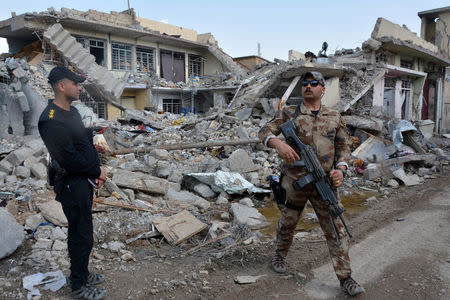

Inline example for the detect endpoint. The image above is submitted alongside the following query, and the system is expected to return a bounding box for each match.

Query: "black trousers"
[57,176,93,291]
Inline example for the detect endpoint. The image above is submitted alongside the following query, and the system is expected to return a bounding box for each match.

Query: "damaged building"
[0,7,245,120]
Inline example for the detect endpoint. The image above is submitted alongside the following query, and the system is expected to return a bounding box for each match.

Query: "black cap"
[48,66,86,85]
[303,71,325,86]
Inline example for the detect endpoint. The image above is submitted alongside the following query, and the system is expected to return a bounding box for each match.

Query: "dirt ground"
[1,166,449,300]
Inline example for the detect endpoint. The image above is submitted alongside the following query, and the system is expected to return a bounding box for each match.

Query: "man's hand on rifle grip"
[330,168,345,187]
[268,138,300,165]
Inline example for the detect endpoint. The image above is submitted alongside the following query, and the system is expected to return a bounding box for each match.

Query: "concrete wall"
[62,26,223,82]
[444,67,450,132]
[137,17,197,42]
[435,11,450,59]
[203,52,227,75]
[321,77,340,107]
[288,50,305,61]
[372,18,439,53]
[233,56,268,72]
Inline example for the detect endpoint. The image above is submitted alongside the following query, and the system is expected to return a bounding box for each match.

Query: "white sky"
[0,0,449,60]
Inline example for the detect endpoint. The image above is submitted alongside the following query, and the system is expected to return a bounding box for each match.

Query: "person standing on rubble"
[258,71,365,296]
[38,66,108,300]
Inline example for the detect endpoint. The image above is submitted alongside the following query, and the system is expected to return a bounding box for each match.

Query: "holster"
[268,174,304,212]
[48,157,66,196]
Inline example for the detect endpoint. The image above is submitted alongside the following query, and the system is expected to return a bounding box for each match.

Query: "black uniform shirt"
[38,100,101,179]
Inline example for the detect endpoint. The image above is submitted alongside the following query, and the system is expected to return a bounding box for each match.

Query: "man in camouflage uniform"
[258,71,364,296]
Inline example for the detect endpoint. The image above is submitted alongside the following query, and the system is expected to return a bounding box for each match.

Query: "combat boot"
[271,252,287,273]
[340,276,365,296]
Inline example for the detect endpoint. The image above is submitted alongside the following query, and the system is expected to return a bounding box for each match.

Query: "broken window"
[112,43,132,71]
[400,59,413,69]
[188,55,203,78]
[376,52,388,64]
[160,50,185,82]
[163,99,181,114]
[76,37,106,66]
[79,89,108,120]
[383,78,396,117]
[136,47,154,73]
[401,80,412,119]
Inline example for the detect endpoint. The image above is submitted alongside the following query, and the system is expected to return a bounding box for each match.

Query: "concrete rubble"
[0,6,449,299]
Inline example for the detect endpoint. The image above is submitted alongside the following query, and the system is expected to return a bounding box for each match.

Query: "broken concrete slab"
[391,167,423,186]
[16,92,30,112]
[166,188,210,210]
[352,136,396,162]
[5,146,37,166]
[25,213,46,230]
[0,159,13,174]
[13,165,31,178]
[103,178,130,202]
[230,203,268,229]
[37,200,68,227]
[0,208,24,259]
[193,183,216,199]
[235,108,253,121]
[112,169,169,195]
[153,210,207,245]
[227,149,259,173]
[30,162,47,180]
[343,115,383,133]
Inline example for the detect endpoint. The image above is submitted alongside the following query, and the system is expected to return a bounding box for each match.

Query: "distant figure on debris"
[258,71,365,296]
[38,66,108,300]
[318,41,328,57]
[304,51,317,62]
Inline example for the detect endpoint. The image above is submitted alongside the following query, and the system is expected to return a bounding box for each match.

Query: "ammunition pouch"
[47,157,66,195]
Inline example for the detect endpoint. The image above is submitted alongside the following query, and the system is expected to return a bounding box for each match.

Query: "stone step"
[58,36,77,54]
[43,23,64,41]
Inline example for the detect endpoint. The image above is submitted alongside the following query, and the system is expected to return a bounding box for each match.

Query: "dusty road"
[1,168,449,300]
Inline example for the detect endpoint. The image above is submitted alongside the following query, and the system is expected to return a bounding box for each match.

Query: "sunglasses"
[302,80,321,87]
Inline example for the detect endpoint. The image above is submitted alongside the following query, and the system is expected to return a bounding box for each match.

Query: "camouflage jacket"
[258,102,350,179]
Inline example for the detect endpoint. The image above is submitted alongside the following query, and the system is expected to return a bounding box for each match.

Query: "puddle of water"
[259,190,379,237]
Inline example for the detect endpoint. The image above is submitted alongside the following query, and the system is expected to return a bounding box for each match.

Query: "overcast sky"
[0,0,449,60]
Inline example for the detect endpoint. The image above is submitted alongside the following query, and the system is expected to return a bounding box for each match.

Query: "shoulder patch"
[49,109,55,119]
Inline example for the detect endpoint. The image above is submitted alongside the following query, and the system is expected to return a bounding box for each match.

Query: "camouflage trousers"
[275,176,352,280]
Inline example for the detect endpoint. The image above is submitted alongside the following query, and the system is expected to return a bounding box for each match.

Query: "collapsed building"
[0,7,245,121]
[0,6,449,299]
[287,13,450,134]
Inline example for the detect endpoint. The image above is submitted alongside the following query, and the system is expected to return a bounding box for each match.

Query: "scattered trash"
[396,218,405,222]
[22,270,66,300]
[187,170,271,194]
[153,210,207,245]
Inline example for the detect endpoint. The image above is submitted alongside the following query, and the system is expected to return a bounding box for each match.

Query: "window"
[112,43,132,71]
[76,37,106,66]
[188,55,203,77]
[400,59,413,69]
[163,99,181,114]
[136,47,154,73]
[79,89,108,120]
[376,52,387,63]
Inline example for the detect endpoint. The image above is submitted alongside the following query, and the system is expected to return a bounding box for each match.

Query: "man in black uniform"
[38,66,107,300]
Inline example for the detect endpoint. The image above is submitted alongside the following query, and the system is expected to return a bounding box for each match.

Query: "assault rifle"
[279,119,351,244]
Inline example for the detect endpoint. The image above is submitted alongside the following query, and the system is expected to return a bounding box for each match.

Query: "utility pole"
[127,0,131,11]
[257,43,261,57]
